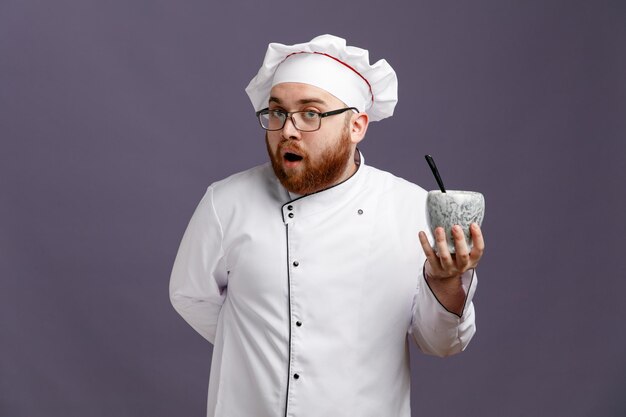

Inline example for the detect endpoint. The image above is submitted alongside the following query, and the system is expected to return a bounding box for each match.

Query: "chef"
[169,34,484,417]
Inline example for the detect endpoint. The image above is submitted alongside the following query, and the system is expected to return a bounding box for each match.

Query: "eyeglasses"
[256,107,358,132]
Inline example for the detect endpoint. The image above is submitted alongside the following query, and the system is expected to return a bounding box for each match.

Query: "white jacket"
[170,155,477,417]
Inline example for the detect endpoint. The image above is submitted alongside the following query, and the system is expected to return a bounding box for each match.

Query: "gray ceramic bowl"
[426,190,485,254]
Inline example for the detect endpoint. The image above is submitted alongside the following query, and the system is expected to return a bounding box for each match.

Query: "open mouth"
[283,152,303,162]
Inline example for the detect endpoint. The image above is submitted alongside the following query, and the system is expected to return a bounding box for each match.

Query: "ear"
[348,112,369,145]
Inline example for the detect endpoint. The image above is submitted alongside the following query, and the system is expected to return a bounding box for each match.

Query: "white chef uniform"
[169,152,477,417]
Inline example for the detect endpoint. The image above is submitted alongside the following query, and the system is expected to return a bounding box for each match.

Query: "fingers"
[469,223,485,263]
[420,225,485,280]
[434,227,455,271]
[418,231,439,271]
[419,230,449,280]
[452,225,470,270]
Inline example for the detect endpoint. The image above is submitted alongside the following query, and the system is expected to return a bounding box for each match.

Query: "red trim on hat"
[282,51,374,106]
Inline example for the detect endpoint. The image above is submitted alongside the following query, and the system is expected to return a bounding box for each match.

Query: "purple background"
[2,0,625,416]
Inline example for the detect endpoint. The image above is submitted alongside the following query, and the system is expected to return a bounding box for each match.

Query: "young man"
[170,34,484,417]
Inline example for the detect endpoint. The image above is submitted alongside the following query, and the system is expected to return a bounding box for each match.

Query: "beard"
[265,127,353,195]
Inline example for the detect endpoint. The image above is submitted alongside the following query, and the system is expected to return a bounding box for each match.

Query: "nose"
[281,115,301,140]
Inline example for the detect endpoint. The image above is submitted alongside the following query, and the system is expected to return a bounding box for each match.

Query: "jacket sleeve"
[169,186,227,344]
[409,267,477,357]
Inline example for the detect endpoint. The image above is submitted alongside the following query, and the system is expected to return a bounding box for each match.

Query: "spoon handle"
[424,155,446,193]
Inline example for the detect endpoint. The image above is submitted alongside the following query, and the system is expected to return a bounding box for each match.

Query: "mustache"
[264,132,306,155]
[277,140,307,157]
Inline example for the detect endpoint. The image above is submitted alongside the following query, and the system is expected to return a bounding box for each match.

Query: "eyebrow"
[269,97,328,106]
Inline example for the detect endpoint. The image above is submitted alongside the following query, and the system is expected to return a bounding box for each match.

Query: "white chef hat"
[245,34,398,122]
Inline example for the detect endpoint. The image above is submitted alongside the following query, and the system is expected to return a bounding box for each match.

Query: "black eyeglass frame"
[255,107,359,132]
